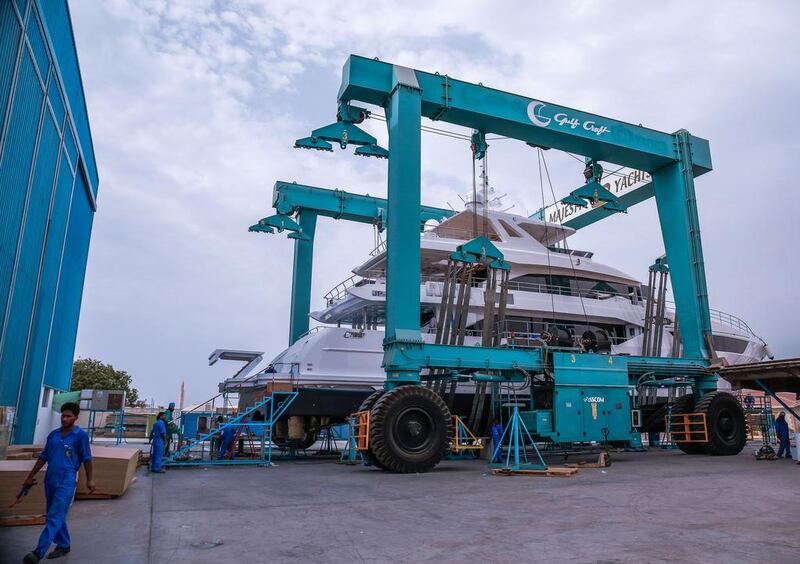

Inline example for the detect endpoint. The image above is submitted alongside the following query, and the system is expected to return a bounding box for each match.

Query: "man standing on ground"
[22,402,95,563]
[775,412,791,459]
[150,412,167,473]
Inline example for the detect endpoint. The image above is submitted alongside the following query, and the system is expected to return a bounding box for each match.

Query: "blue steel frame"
[318,55,717,396]
[163,391,297,467]
[1,0,100,444]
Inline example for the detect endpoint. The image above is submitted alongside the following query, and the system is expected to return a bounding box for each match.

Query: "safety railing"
[662,298,760,339]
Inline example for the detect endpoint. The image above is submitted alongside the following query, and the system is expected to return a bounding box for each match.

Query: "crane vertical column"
[651,131,714,381]
[383,66,423,388]
[289,211,317,344]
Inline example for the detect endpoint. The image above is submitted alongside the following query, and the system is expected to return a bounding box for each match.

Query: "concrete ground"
[1,446,798,563]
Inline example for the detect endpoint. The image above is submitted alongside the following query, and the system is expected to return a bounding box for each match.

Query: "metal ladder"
[163,391,298,466]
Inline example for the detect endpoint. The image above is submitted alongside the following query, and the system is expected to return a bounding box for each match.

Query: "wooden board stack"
[77,445,140,498]
[3,445,42,460]
[0,460,47,526]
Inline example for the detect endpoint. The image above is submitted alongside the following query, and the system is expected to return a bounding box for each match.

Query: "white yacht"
[264,204,770,387]
[228,201,770,444]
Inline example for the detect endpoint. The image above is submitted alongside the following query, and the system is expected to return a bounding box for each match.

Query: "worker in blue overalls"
[490,420,504,463]
[216,417,237,460]
[21,402,95,564]
[150,411,167,473]
[775,412,792,459]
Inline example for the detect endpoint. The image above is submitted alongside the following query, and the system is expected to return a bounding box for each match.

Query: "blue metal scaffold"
[163,391,297,467]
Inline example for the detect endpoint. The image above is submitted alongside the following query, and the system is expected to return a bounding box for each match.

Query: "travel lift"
[271,54,749,473]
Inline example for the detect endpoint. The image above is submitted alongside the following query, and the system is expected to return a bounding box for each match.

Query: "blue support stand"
[488,407,547,471]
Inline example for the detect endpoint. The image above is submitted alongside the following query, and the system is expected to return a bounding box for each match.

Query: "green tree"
[71,358,146,407]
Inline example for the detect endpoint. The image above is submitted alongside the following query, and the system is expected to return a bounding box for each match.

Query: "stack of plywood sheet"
[77,445,140,498]
[3,445,42,460]
[0,460,46,526]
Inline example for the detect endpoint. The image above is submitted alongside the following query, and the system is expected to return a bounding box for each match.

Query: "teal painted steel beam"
[383,66,423,388]
[272,181,454,228]
[651,131,712,360]
[289,211,317,344]
[337,55,712,174]
[383,342,544,373]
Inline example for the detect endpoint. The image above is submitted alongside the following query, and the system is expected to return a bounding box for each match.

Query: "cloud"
[68,0,800,405]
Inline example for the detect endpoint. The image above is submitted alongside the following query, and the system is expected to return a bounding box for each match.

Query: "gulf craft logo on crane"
[526,100,611,137]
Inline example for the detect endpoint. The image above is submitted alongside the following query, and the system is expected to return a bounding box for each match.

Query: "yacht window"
[711,335,748,354]
[498,220,522,238]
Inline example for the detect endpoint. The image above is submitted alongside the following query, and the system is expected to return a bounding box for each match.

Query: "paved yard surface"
[2,447,798,563]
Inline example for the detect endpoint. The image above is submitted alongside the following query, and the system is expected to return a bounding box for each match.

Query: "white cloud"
[69,0,800,405]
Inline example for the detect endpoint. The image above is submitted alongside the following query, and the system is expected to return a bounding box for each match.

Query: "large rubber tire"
[694,391,747,456]
[370,386,452,473]
[357,389,387,469]
[670,394,706,454]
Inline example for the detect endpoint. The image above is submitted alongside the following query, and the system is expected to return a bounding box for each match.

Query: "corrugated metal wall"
[0,0,98,443]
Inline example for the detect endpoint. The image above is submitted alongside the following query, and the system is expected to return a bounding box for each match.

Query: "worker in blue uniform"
[490,420,504,463]
[216,417,238,460]
[150,412,167,473]
[774,412,791,459]
[22,402,95,564]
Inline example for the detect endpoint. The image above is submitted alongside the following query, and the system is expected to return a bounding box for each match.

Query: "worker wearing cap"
[22,402,95,563]
[775,412,791,459]
[164,402,177,455]
[150,412,167,473]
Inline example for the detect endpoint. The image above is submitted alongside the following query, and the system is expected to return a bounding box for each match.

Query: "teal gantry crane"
[284,55,746,472]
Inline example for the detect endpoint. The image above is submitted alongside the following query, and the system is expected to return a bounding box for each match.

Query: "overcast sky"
[68,0,799,407]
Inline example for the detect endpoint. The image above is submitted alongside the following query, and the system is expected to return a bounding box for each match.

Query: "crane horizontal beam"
[337,55,712,175]
[272,180,454,227]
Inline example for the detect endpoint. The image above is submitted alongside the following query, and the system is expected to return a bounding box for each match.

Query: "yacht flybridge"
[259,202,769,394]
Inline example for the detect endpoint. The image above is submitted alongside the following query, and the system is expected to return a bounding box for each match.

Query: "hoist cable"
[537,149,557,325]
[540,151,591,330]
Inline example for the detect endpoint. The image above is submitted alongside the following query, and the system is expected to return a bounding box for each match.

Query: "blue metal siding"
[38,0,97,192]
[47,74,64,130]
[45,167,92,392]
[0,0,22,139]
[25,7,48,81]
[0,0,98,443]
[0,49,44,409]
[25,150,73,392]
[5,108,59,439]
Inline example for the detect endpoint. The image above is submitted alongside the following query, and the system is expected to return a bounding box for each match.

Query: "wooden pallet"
[0,515,45,527]
[564,451,610,469]
[490,466,578,477]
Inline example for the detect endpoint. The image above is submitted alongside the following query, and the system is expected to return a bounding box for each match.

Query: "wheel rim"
[392,406,435,454]
[715,408,738,441]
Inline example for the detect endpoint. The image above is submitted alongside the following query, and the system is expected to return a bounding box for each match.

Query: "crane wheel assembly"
[369,386,452,473]
[693,391,747,456]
